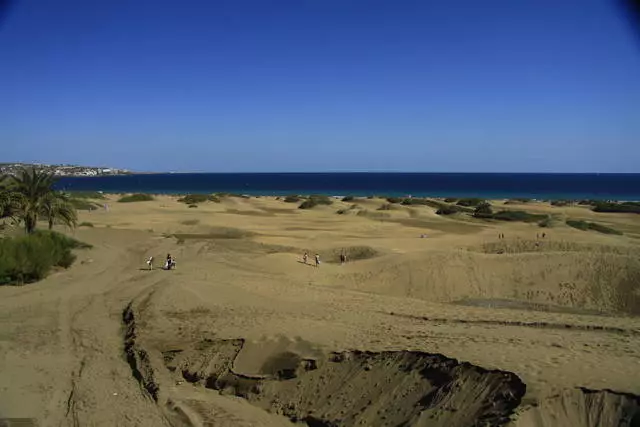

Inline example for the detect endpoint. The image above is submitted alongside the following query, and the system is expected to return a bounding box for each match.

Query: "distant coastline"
[54,172,640,201]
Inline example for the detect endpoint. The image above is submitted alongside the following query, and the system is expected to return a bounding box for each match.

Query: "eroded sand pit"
[164,338,526,426]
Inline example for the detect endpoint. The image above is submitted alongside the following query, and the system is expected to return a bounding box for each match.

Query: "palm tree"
[41,192,77,230]
[9,168,77,233]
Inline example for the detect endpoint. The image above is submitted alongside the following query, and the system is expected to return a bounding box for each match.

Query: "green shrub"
[456,198,485,207]
[188,204,198,208]
[506,198,531,204]
[587,222,623,235]
[299,195,333,209]
[473,202,493,218]
[283,195,301,203]
[401,198,430,206]
[551,200,572,207]
[436,206,460,215]
[386,197,403,204]
[341,196,355,202]
[0,231,90,285]
[78,222,94,227]
[491,211,548,222]
[444,197,458,203]
[566,220,623,235]
[118,193,154,203]
[177,194,218,204]
[592,202,640,214]
[67,191,106,199]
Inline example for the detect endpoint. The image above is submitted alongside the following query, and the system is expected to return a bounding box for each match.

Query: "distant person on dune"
[315,253,320,268]
[340,251,346,265]
[165,253,173,270]
[146,256,154,270]
[303,251,308,264]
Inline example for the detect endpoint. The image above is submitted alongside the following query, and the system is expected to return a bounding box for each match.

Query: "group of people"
[145,254,176,270]
[302,251,347,267]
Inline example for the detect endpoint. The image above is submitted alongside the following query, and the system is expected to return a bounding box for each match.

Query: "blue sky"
[1,0,639,172]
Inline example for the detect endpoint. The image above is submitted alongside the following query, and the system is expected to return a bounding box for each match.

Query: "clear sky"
[1,0,639,173]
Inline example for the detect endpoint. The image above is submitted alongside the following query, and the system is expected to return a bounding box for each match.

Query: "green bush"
[551,200,572,207]
[436,206,460,215]
[592,202,640,214]
[386,197,403,204]
[491,211,548,222]
[444,197,458,203]
[177,194,218,204]
[118,193,154,203]
[566,220,623,235]
[401,198,430,206]
[283,195,301,203]
[78,222,94,227]
[473,202,493,218]
[505,198,531,204]
[0,231,90,285]
[299,195,333,209]
[341,196,355,202]
[456,198,485,207]
[67,191,106,199]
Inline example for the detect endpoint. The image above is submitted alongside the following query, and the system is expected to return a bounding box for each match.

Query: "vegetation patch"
[436,206,462,216]
[118,193,154,203]
[592,201,640,214]
[566,220,623,235]
[504,198,532,205]
[444,197,458,203]
[78,222,94,227]
[550,200,572,207]
[177,194,220,205]
[341,195,355,202]
[386,197,403,204]
[456,198,486,207]
[299,195,333,209]
[490,210,548,223]
[67,191,105,199]
[0,230,90,285]
[283,195,301,203]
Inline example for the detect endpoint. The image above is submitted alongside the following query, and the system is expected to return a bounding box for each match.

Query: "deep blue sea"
[54,173,640,200]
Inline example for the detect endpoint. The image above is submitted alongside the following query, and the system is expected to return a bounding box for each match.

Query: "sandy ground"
[1,195,639,426]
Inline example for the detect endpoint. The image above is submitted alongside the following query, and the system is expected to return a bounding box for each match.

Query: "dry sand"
[1,195,639,426]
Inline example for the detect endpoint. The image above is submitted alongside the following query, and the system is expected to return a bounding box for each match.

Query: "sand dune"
[1,195,639,426]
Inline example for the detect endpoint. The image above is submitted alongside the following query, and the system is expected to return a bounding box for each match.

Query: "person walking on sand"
[146,256,154,270]
[315,253,320,268]
[303,251,308,264]
[340,251,346,265]
[165,253,172,270]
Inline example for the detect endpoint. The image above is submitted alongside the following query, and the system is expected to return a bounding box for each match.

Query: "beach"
[1,194,639,426]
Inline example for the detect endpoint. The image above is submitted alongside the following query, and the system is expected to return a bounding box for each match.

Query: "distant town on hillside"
[0,163,131,177]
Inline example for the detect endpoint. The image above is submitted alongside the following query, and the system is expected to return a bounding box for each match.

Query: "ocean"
[54,173,640,200]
